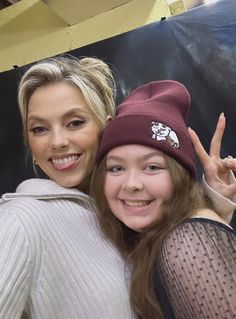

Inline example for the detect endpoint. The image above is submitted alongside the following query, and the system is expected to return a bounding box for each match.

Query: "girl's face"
[27,82,101,188]
[104,145,174,231]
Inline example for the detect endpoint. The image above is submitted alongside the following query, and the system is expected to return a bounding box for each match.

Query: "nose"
[122,171,143,192]
[49,129,69,150]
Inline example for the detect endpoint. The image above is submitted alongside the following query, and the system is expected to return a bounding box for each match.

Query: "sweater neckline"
[1,178,90,202]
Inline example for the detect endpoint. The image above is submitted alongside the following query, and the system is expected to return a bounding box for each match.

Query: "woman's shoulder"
[16,178,54,192]
[0,178,94,222]
[0,179,52,227]
[1,178,92,206]
[15,178,81,196]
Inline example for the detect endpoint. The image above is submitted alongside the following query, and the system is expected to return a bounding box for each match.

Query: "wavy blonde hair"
[18,55,116,144]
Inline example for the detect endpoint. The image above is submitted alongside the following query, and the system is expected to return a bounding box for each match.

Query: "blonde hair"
[18,55,116,144]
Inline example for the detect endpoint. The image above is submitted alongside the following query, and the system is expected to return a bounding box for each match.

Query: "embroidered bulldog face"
[151,121,179,148]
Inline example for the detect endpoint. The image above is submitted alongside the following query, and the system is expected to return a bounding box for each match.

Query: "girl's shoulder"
[156,215,236,319]
[190,208,233,228]
[166,213,236,246]
[160,215,236,266]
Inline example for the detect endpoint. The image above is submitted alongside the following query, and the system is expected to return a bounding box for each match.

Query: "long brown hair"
[90,155,213,318]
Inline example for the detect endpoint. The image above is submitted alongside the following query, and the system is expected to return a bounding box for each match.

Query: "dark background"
[0,0,235,226]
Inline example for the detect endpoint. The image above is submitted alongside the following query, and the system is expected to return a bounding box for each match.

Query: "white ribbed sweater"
[0,179,135,319]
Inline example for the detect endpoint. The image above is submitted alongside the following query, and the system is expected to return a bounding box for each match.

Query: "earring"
[33,156,38,166]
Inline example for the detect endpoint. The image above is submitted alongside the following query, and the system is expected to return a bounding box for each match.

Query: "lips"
[50,154,80,170]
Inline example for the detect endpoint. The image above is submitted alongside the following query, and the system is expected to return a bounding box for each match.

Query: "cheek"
[104,176,112,201]
[104,176,119,203]
[162,177,174,200]
[28,136,41,155]
[87,133,99,149]
[152,174,173,200]
[77,130,100,154]
[104,179,121,220]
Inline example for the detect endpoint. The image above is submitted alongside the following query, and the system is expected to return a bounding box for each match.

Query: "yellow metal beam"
[41,0,133,25]
[0,0,170,72]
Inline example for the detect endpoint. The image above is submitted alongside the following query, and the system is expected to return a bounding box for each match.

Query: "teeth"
[52,155,78,164]
[124,200,150,207]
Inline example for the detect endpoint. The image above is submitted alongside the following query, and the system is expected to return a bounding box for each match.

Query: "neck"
[77,174,91,195]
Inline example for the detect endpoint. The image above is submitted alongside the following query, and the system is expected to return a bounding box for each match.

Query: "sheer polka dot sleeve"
[155,218,236,319]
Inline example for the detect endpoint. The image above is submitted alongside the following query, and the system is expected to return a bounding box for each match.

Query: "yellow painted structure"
[0,0,170,72]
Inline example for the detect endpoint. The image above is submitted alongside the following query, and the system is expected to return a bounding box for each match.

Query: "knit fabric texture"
[0,179,135,319]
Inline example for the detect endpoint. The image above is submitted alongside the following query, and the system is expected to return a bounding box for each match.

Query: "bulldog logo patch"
[151,122,179,148]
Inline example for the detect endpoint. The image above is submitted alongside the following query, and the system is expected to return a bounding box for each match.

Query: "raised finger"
[209,113,225,158]
[188,127,210,167]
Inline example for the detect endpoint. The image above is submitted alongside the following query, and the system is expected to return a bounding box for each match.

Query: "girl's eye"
[106,165,123,173]
[145,164,162,172]
[30,126,47,135]
[67,120,85,128]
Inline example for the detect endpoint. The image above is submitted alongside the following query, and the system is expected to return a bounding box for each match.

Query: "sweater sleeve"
[155,219,236,319]
[0,208,34,319]
[202,172,236,223]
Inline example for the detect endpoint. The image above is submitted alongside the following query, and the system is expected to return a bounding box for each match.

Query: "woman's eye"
[30,126,47,135]
[67,120,85,128]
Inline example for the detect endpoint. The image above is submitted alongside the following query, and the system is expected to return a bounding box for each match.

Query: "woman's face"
[104,145,173,231]
[27,82,101,188]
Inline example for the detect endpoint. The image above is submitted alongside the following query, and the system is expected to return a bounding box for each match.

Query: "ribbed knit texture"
[202,172,236,223]
[0,179,136,319]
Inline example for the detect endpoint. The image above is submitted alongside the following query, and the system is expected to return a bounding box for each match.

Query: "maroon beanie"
[97,80,196,177]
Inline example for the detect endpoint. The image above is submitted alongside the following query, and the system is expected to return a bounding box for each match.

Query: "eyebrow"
[63,107,90,117]
[27,107,89,122]
[106,150,163,162]
[142,151,163,160]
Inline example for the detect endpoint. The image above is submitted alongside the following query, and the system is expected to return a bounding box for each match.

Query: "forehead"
[107,144,164,158]
[27,82,93,118]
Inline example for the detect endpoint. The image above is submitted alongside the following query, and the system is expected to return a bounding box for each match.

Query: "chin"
[126,219,154,232]
[53,176,83,188]
[50,169,90,189]
[126,223,144,232]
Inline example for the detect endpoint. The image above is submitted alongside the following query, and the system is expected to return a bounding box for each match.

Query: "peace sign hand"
[189,113,236,222]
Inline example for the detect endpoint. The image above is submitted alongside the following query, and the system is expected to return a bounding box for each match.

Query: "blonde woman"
[0,56,135,319]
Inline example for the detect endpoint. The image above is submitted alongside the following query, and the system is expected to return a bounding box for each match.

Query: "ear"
[106,115,112,124]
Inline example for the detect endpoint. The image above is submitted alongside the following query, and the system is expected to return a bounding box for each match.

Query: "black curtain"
[0,0,235,225]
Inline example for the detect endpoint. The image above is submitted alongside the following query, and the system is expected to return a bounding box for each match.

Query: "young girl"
[91,80,236,319]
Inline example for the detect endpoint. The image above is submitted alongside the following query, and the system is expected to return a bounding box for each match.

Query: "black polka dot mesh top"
[155,218,236,319]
